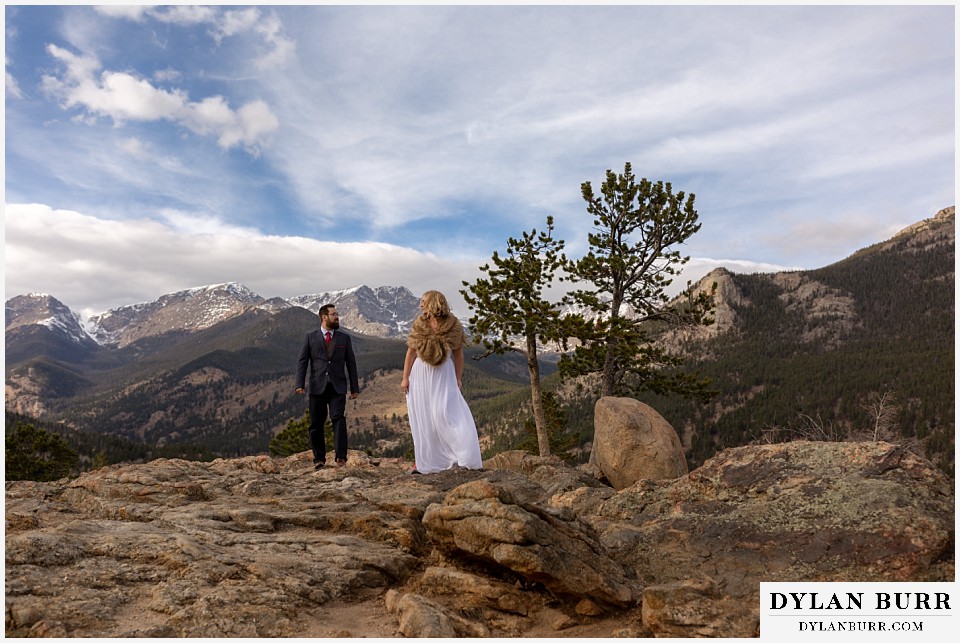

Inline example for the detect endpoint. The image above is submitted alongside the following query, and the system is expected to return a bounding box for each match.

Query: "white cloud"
[678,258,800,293]
[800,133,954,182]
[253,12,296,69]
[153,68,182,83]
[760,209,905,264]
[92,6,151,22]
[118,137,149,158]
[6,51,23,98]
[41,45,278,153]
[6,4,953,292]
[215,8,261,43]
[93,69,186,121]
[155,6,219,26]
[6,72,22,99]
[4,204,483,319]
[94,4,292,69]
[159,209,261,237]
[105,5,219,27]
[4,202,804,323]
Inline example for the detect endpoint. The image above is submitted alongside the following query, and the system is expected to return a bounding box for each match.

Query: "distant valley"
[5,282,541,464]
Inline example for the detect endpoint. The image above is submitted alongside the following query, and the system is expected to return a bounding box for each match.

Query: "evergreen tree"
[91,451,110,470]
[461,216,568,456]
[5,421,79,481]
[269,411,333,458]
[562,162,716,400]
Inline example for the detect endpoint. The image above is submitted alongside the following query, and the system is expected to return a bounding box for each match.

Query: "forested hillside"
[535,212,954,475]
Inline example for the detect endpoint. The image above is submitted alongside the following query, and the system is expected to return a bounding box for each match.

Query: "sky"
[3,3,956,320]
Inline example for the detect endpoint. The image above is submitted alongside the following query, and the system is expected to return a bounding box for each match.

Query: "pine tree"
[5,421,79,481]
[562,162,716,400]
[461,216,568,456]
[269,411,333,458]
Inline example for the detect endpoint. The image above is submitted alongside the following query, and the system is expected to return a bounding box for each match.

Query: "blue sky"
[4,4,955,319]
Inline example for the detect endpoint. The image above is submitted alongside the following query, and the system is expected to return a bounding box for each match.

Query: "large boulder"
[422,477,640,609]
[593,396,687,489]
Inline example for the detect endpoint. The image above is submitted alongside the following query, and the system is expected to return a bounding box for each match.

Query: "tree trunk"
[600,351,617,397]
[600,293,622,398]
[591,296,621,465]
[526,333,550,457]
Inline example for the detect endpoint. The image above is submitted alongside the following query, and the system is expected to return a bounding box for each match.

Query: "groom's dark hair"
[319,304,335,318]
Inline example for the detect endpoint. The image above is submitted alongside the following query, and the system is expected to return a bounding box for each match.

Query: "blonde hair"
[420,290,451,319]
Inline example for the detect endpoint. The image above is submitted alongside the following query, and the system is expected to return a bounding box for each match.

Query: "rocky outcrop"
[593,396,688,489]
[771,272,859,346]
[5,441,953,638]
[888,206,955,253]
[660,267,745,355]
[589,441,954,598]
[5,453,425,637]
[423,477,640,609]
[686,267,744,336]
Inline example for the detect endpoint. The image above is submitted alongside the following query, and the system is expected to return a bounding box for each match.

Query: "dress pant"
[308,382,348,463]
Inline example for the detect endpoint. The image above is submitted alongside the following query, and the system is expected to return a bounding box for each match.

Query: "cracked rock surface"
[6,442,954,637]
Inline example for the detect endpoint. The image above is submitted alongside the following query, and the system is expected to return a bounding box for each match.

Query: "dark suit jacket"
[295,329,359,396]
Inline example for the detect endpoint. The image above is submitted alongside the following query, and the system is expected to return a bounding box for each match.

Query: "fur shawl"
[407,314,468,366]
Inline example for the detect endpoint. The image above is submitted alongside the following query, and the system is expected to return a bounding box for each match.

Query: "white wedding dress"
[406,355,483,473]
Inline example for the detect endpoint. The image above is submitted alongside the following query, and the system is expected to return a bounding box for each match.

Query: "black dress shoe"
[314,462,324,471]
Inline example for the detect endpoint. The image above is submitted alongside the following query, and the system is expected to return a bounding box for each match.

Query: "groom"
[295,304,360,470]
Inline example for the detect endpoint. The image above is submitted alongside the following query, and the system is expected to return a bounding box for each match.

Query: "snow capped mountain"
[5,293,98,347]
[287,285,421,337]
[256,297,293,313]
[86,282,266,347]
[3,274,737,351]
[5,283,423,351]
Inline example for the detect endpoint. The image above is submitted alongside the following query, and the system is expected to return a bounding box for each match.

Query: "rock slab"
[5,440,954,638]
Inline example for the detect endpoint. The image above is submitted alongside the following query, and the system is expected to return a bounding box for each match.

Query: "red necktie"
[325,331,332,344]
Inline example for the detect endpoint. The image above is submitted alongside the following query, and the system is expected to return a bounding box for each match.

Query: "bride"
[401,290,483,474]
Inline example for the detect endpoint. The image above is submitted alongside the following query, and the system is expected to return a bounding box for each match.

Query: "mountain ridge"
[6,283,423,350]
